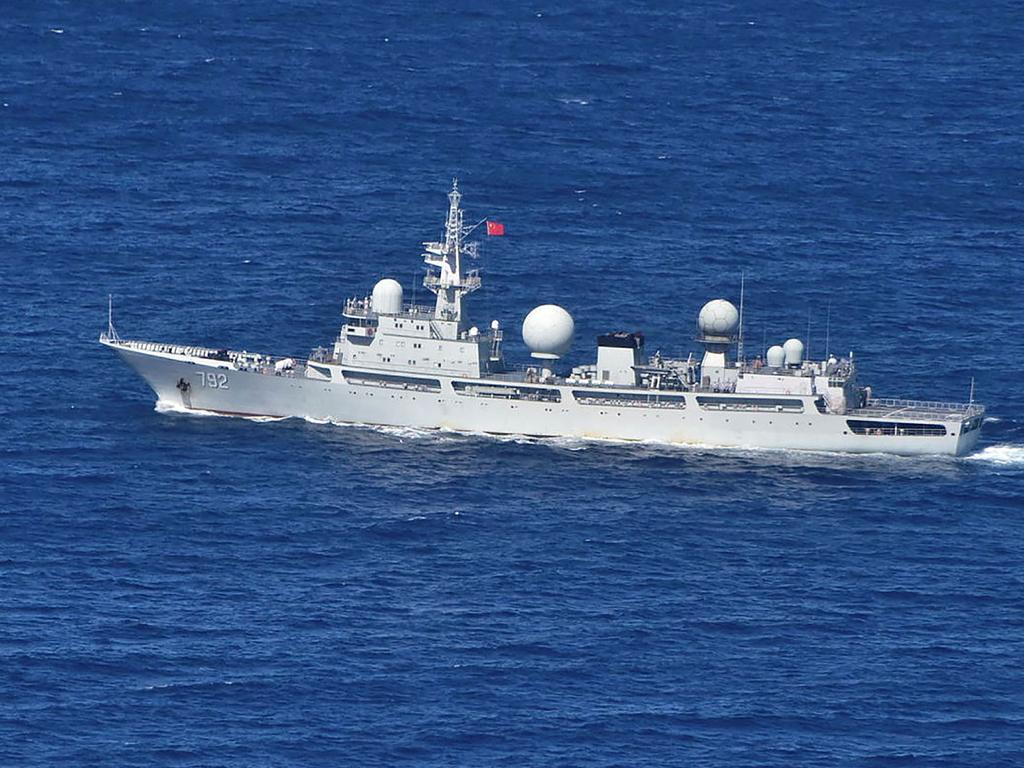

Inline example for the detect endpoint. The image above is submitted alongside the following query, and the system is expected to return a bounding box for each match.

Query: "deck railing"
[857,397,985,420]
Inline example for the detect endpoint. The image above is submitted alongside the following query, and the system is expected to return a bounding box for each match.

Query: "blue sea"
[3,2,1024,766]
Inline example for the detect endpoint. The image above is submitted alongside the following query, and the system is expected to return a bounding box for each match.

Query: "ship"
[100,181,985,456]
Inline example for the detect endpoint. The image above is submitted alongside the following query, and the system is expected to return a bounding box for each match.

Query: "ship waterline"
[102,181,984,457]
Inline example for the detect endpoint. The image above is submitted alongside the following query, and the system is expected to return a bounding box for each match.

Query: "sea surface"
[3,2,1024,766]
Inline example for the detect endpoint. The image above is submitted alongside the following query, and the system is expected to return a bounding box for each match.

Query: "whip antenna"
[737,271,745,364]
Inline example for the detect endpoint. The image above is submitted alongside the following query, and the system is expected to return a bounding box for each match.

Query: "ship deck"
[848,398,984,422]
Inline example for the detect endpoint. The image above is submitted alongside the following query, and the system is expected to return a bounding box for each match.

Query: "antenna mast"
[421,179,482,325]
[806,310,811,361]
[737,271,745,365]
[824,300,831,359]
[105,294,121,342]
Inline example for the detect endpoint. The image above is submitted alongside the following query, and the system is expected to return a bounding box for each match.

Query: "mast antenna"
[421,178,481,324]
[806,309,811,361]
[106,294,121,342]
[969,376,976,404]
[737,270,745,365]
[824,300,831,359]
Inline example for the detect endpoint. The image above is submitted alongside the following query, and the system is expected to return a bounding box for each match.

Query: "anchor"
[176,377,192,408]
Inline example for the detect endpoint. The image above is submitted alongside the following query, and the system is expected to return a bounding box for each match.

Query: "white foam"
[964,444,1024,466]
[155,399,192,415]
[154,400,286,422]
[364,424,436,441]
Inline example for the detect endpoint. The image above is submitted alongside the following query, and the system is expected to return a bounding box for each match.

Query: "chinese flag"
[486,220,505,236]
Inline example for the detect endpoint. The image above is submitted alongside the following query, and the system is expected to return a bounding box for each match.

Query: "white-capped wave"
[363,424,436,441]
[155,399,193,415]
[154,400,286,422]
[964,444,1024,466]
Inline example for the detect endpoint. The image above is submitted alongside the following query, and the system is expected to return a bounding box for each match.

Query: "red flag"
[486,220,505,236]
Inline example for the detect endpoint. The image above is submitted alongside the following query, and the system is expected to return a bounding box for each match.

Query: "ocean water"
[3,2,1024,766]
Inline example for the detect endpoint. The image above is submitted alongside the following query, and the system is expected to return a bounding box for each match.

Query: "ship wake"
[154,400,288,423]
[963,444,1024,466]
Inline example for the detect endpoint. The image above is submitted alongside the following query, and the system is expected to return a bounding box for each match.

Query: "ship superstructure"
[101,181,985,456]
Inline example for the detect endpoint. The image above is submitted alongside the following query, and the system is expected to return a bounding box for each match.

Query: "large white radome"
[371,278,403,315]
[522,304,574,359]
[783,338,805,367]
[698,299,740,338]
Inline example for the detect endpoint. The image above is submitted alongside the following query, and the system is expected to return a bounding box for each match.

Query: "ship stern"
[954,410,985,457]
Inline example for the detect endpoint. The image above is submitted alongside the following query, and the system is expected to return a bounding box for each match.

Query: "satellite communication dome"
[766,345,786,367]
[522,304,574,359]
[697,299,740,338]
[371,278,403,315]
[783,338,805,367]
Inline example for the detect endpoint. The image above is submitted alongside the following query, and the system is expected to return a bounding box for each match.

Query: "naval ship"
[101,181,984,456]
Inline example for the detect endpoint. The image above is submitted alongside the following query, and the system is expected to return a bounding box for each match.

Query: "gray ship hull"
[106,340,983,457]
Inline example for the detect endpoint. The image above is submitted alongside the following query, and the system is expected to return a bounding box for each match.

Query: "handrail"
[858,397,985,420]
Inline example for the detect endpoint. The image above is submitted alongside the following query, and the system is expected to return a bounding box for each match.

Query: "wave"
[154,400,287,423]
[963,444,1024,466]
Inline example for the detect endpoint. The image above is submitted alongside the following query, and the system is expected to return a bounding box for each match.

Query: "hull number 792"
[197,372,230,389]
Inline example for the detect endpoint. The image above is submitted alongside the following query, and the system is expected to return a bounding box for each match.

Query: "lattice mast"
[422,179,481,324]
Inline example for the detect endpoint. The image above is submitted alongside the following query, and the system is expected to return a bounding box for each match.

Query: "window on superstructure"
[846,420,946,437]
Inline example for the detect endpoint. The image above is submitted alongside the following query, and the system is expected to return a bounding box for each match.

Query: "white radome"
[522,304,574,359]
[783,338,805,367]
[766,345,786,367]
[698,299,739,338]
[371,278,403,315]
